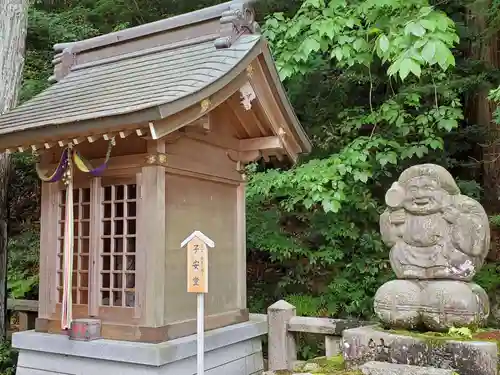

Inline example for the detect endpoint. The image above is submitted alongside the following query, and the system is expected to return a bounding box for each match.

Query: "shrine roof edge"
[52,1,251,54]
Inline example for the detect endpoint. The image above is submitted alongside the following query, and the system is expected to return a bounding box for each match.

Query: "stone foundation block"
[342,326,497,375]
[13,315,267,375]
[360,361,455,375]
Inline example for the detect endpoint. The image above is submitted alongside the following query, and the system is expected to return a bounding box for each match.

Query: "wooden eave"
[0,53,310,163]
[0,37,260,151]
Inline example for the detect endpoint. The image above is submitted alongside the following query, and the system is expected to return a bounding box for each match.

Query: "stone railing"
[7,299,38,334]
[266,300,369,371]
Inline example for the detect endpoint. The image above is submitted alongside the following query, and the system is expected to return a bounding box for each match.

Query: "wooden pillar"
[236,183,246,310]
[89,177,102,317]
[38,182,58,319]
[137,140,166,327]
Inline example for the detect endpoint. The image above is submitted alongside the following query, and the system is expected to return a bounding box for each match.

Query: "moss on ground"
[290,355,362,374]
[374,326,500,350]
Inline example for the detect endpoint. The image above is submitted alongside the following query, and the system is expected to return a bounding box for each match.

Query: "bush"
[0,341,17,375]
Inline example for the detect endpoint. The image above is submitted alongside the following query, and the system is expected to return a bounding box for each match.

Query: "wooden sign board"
[181,231,214,294]
[187,237,208,293]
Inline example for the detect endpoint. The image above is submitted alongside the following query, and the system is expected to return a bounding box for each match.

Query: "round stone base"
[374,280,422,330]
[421,281,489,331]
[374,279,489,331]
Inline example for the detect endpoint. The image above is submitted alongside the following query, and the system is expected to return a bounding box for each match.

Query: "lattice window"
[100,184,137,307]
[57,188,91,305]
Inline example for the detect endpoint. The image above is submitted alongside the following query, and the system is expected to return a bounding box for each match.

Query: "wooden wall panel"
[164,173,239,324]
[38,182,59,319]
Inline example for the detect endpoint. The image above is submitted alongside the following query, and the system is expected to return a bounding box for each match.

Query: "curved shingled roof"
[0,35,260,134]
[0,0,311,156]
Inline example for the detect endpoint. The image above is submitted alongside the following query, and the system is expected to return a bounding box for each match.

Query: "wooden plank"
[183,130,239,151]
[227,95,258,138]
[186,114,211,132]
[165,152,242,183]
[7,299,38,312]
[287,316,368,335]
[44,153,147,172]
[239,136,282,152]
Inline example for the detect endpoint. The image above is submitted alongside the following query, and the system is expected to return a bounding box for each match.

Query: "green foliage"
[0,341,17,375]
[246,0,471,322]
[7,153,40,301]
[456,179,482,201]
[8,153,40,237]
[8,231,40,300]
[488,85,500,125]
[263,0,459,81]
[489,214,500,228]
[474,262,500,296]
[448,326,473,339]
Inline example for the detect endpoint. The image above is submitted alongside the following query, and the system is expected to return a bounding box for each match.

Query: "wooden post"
[267,300,297,371]
[137,140,166,327]
[89,177,102,317]
[181,231,215,375]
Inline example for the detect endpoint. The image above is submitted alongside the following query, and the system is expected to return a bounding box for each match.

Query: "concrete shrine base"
[13,315,267,375]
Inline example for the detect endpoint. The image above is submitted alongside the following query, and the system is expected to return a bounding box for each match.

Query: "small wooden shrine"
[0,0,310,343]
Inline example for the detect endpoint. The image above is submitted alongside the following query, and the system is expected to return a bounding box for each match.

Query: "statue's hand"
[443,205,460,223]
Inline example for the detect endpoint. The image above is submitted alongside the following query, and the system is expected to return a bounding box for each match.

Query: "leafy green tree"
[246,0,470,318]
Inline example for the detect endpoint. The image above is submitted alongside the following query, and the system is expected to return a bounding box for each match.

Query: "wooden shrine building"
[0,0,310,343]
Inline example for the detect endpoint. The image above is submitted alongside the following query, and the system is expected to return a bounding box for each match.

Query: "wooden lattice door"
[100,183,137,308]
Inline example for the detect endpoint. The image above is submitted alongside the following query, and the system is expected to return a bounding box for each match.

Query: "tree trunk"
[0,0,29,339]
[466,3,500,260]
[466,7,500,209]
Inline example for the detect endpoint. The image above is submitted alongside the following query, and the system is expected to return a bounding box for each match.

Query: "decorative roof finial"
[214,1,260,49]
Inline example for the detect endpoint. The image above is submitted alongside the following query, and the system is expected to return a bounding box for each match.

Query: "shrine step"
[360,361,454,375]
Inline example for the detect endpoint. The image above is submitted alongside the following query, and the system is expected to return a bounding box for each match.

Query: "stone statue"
[374,164,490,331]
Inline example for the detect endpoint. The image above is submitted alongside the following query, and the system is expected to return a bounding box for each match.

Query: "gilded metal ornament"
[200,98,211,113]
[145,153,168,166]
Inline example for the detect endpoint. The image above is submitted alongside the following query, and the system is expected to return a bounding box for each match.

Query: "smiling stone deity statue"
[374,164,490,331]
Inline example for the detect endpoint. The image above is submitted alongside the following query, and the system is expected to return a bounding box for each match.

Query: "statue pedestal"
[374,279,490,331]
[13,315,266,375]
[342,326,498,375]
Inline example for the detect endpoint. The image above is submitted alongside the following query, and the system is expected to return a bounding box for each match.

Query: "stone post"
[325,335,341,357]
[267,300,297,371]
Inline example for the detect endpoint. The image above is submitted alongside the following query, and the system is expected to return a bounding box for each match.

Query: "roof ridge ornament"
[215,1,260,49]
[51,48,76,82]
